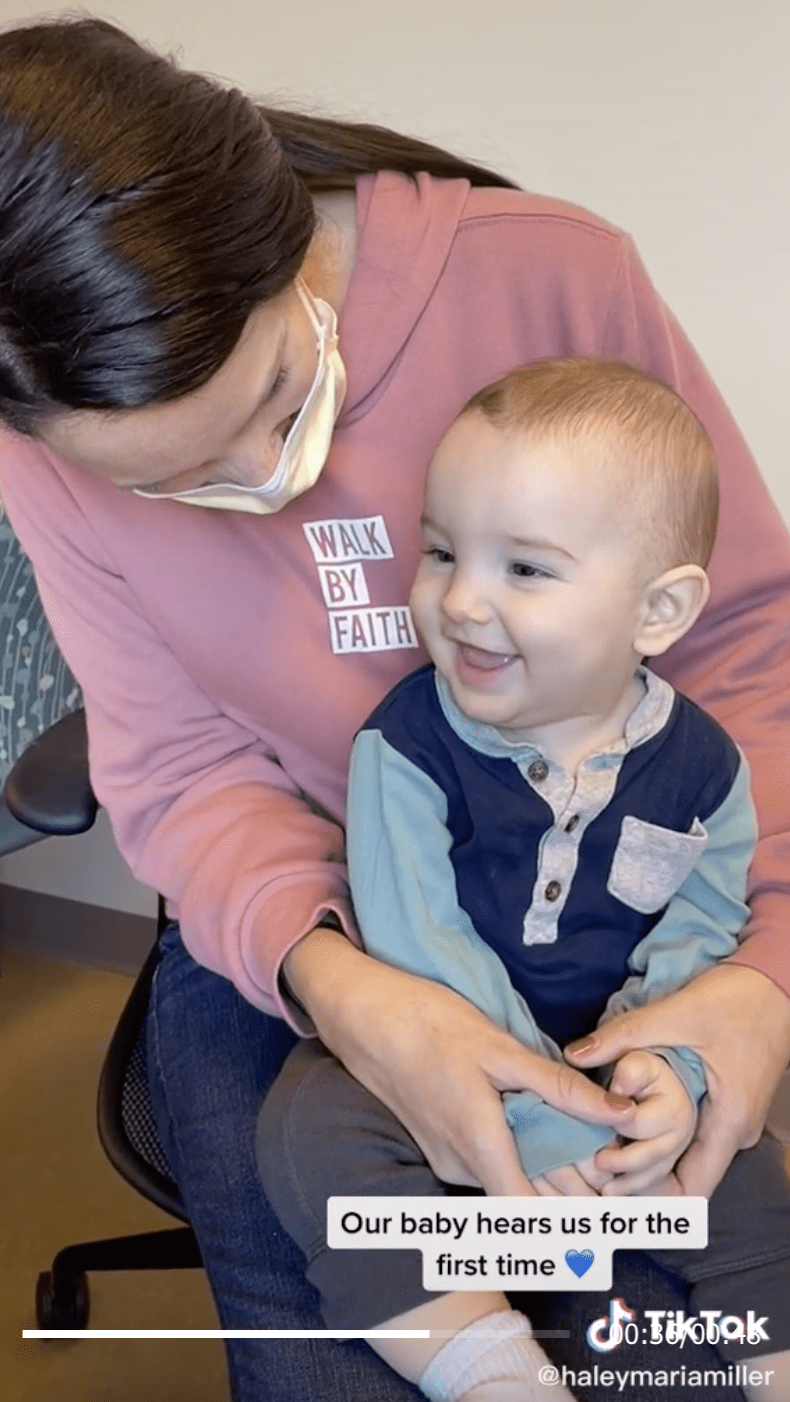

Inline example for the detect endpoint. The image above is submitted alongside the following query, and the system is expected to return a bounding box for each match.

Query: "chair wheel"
[35,1269,90,1329]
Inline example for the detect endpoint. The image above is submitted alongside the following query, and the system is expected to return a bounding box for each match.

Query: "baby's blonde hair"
[464,358,718,574]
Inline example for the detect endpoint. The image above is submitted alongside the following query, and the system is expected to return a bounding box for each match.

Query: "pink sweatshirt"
[1,172,788,1025]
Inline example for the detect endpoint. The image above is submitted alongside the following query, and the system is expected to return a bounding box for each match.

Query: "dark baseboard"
[0,882,156,975]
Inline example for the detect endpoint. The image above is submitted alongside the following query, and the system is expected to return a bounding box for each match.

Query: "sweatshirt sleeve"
[599,237,790,997]
[0,439,356,1028]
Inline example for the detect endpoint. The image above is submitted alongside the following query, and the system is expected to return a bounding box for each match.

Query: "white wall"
[0,0,787,912]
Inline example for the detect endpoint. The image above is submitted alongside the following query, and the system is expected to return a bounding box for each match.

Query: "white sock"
[417,1309,575,1401]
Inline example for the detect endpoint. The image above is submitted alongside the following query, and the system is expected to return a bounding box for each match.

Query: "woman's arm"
[283,926,636,1196]
[0,435,356,1024]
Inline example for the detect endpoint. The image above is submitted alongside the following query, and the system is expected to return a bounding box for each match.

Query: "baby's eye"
[510,561,547,579]
[424,546,455,565]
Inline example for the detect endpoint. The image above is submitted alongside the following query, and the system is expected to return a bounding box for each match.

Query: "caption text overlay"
[328,1196,708,1292]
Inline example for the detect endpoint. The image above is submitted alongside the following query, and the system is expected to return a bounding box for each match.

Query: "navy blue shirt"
[356,664,744,1047]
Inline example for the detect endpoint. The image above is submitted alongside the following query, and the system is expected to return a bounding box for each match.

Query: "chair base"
[35,1226,202,1329]
[36,1268,90,1329]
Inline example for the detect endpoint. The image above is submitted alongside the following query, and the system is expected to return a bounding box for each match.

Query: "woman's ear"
[635,565,710,658]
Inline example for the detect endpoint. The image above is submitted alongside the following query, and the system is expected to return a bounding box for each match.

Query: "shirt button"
[528,759,549,783]
[545,880,562,902]
[565,814,580,833]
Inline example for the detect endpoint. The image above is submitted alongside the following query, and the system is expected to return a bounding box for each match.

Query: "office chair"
[0,517,201,1329]
[0,507,84,854]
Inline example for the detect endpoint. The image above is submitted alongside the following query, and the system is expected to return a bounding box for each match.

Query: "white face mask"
[134,278,347,514]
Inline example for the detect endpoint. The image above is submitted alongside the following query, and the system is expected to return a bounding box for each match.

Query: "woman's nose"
[239,411,299,485]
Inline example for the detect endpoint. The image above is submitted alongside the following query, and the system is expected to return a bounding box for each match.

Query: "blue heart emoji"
[565,1249,594,1278]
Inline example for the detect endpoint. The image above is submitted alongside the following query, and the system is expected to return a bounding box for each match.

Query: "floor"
[3,945,790,1402]
[1,948,228,1402]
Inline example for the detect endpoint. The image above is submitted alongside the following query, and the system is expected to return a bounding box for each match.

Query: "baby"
[259,359,790,1401]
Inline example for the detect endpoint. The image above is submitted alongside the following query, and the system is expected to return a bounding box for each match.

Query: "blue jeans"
[146,924,744,1402]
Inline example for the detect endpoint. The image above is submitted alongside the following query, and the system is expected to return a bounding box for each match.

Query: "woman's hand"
[565,964,790,1197]
[283,927,636,1197]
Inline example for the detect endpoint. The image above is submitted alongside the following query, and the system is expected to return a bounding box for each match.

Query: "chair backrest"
[0,504,83,780]
[0,511,180,1204]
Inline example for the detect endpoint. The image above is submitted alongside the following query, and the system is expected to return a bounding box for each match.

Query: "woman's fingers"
[672,1094,748,1198]
[565,964,790,1196]
[394,1071,538,1195]
[595,1129,688,1188]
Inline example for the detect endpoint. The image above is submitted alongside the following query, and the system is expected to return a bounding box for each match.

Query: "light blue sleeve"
[599,752,757,1104]
[347,728,614,1178]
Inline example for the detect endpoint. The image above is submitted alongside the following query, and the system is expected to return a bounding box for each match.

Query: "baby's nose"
[441,573,490,624]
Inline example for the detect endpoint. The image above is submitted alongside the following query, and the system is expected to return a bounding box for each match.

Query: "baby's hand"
[530,1153,615,1196]
[593,1049,697,1195]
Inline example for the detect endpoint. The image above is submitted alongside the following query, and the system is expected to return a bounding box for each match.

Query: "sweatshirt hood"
[338,172,471,419]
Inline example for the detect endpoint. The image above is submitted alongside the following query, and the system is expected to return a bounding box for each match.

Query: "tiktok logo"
[586,1297,637,1352]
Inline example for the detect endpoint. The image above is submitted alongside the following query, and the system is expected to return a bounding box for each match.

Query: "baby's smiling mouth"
[456,642,516,671]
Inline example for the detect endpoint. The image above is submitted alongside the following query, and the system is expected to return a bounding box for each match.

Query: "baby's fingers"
[573,1153,615,1192]
[608,1050,663,1100]
[531,1174,562,1196]
[595,1132,687,1192]
[602,1164,686,1196]
[612,1084,694,1143]
[541,1162,600,1196]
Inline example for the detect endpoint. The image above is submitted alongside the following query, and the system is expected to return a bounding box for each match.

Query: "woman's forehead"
[39,298,290,481]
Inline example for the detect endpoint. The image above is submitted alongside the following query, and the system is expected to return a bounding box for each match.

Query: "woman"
[1,17,788,1401]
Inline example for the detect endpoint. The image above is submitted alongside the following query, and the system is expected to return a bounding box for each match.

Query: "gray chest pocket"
[607,815,708,914]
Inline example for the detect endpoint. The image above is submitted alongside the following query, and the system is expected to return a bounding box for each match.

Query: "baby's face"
[409,411,650,750]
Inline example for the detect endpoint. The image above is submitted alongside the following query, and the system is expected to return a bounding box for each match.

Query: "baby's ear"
[635,565,710,658]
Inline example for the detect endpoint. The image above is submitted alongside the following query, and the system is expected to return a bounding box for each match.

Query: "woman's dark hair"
[0,16,516,434]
